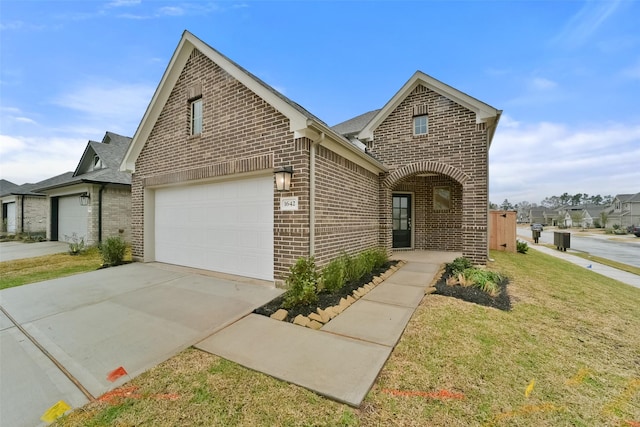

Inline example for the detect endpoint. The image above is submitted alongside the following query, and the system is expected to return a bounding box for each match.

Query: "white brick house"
[121,31,501,284]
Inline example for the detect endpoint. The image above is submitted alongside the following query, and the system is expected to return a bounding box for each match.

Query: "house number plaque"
[280,196,298,211]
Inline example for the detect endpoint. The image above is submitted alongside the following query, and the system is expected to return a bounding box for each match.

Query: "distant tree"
[591,194,603,205]
[501,199,514,210]
[603,195,613,205]
[489,202,498,210]
[571,194,582,206]
[599,211,608,228]
[560,192,571,206]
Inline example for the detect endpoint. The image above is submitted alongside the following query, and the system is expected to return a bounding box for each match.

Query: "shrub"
[320,257,346,293]
[462,268,502,297]
[517,241,529,254]
[362,248,388,271]
[100,236,127,266]
[67,234,85,255]
[283,257,319,308]
[446,257,473,276]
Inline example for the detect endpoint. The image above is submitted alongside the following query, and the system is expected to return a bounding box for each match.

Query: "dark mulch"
[253,261,399,321]
[434,272,511,311]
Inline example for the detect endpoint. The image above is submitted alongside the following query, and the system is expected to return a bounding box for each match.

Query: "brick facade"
[127,33,498,283]
[371,84,490,263]
[6,196,47,234]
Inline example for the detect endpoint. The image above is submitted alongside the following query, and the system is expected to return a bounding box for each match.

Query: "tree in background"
[599,211,608,229]
[501,199,514,210]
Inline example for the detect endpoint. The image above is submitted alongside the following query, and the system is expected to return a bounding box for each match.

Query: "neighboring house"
[35,132,133,245]
[0,176,75,235]
[1,179,19,232]
[528,207,554,225]
[608,193,640,229]
[121,31,501,284]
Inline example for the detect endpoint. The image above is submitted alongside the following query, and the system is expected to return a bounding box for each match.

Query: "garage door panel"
[58,196,88,243]
[155,176,273,281]
[5,202,16,233]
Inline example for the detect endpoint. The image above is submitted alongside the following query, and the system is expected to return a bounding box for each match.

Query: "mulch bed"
[433,272,511,311]
[253,261,399,321]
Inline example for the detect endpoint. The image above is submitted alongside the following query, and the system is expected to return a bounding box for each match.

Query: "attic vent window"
[93,155,103,170]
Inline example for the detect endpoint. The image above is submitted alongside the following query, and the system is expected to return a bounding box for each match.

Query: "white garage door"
[58,196,89,243]
[155,175,274,281]
[5,202,16,233]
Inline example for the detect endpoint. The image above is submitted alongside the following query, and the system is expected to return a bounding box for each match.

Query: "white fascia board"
[45,184,92,198]
[359,71,500,141]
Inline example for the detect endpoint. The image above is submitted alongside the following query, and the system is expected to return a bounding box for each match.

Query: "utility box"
[554,231,571,251]
[489,211,516,253]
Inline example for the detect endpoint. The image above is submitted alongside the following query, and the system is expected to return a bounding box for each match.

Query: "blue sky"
[1,0,639,205]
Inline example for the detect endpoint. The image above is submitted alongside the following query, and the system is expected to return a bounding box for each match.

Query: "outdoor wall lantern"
[274,166,293,191]
[79,192,91,206]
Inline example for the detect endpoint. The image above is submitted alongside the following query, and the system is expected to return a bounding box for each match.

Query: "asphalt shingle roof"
[34,132,132,192]
[332,110,381,136]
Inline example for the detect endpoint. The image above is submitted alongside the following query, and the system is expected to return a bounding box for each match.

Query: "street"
[517,227,640,269]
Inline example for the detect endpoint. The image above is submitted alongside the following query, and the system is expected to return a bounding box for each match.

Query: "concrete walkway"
[196,250,459,407]
[0,263,282,427]
[523,242,640,289]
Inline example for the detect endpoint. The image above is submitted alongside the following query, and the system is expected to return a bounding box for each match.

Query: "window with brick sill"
[191,99,202,136]
[413,115,428,136]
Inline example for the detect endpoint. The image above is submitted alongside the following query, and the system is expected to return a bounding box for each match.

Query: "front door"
[392,194,412,248]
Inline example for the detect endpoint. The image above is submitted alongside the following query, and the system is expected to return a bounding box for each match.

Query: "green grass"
[53,249,640,426]
[0,246,133,290]
[0,248,103,290]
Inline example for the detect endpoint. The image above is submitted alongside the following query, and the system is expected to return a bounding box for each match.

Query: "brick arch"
[382,161,470,188]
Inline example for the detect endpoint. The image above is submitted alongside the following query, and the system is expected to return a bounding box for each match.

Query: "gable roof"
[121,31,386,174]
[35,132,132,192]
[332,110,381,137]
[355,71,501,145]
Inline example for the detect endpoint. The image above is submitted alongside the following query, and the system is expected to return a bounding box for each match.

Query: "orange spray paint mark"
[98,385,180,405]
[624,421,640,427]
[106,366,128,382]
[602,378,640,415]
[382,388,464,400]
[566,368,592,386]
[485,403,564,426]
[525,379,535,398]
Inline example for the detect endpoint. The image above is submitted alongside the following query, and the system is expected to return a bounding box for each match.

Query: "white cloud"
[553,0,623,48]
[0,134,87,184]
[106,0,141,7]
[53,80,153,127]
[158,6,184,16]
[530,77,557,90]
[490,119,640,204]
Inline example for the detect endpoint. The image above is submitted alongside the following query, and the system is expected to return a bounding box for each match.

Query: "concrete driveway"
[0,241,69,262]
[0,263,282,427]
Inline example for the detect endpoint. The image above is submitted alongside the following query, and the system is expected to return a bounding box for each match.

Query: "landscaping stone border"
[269,260,411,329]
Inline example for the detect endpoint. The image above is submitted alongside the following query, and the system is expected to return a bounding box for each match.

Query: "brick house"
[121,31,501,284]
[1,183,48,235]
[35,132,133,245]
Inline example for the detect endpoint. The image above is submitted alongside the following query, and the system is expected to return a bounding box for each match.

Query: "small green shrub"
[320,257,346,293]
[283,257,319,308]
[100,236,127,266]
[446,257,473,276]
[517,241,529,254]
[67,234,86,255]
[367,248,389,270]
[462,268,502,297]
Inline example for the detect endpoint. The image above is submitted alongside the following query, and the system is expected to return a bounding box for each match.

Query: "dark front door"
[392,194,412,248]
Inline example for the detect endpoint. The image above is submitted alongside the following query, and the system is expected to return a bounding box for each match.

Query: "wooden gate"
[489,211,516,253]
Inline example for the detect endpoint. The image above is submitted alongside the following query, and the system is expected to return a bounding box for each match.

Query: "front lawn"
[54,249,640,426]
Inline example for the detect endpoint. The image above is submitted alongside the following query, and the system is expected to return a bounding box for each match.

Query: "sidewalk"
[524,243,640,289]
[196,251,457,407]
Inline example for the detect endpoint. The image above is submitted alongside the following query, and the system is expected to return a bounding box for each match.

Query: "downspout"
[98,184,106,243]
[309,132,325,257]
[20,196,24,233]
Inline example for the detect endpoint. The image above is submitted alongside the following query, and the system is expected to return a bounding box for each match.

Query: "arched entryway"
[380,161,487,264]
